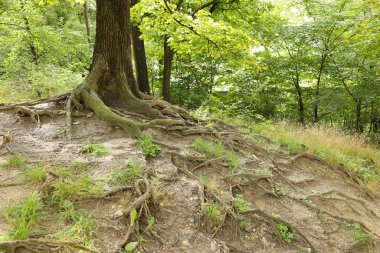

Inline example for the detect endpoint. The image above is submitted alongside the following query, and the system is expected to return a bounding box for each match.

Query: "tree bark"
[131,0,150,95]
[163,35,174,101]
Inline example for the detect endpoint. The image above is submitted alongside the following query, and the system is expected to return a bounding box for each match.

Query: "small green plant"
[138,134,161,157]
[193,137,225,157]
[51,177,103,203]
[276,223,294,244]
[71,160,92,171]
[81,143,108,157]
[234,195,253,213]
[353,225,373,244]
[226,151,240,173]
[24,165,46,184]
[61,212,95,247]
[203,202,222,220]
[2,154,26,168]
[272,184,287,198]
[3,193,43,240]
[110,160,142,185]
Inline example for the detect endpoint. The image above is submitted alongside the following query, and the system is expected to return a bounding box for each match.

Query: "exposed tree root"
[0,94,68,111]
[0,239,99,253]
[15,106,64,127]
[242,209,317,253]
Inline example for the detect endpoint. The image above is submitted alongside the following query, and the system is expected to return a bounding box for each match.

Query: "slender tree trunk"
[20,0,38,63]
[131,0,150,95]
[163,35,174,101]
[83,1,92,48]
[314,54,327,124]
[355,98,363,133]
[294,69,304,125]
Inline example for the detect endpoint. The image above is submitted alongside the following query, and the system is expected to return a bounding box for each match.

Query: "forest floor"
[0,102,380,253]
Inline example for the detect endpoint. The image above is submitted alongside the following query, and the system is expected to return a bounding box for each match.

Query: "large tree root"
[0,239,99,253]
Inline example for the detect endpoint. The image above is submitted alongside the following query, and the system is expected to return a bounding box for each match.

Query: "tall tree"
[68,0,181,138]
[131,0,150,94]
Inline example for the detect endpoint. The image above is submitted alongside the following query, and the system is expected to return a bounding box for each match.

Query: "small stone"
[114,210,123,218]
[181,241,190,246]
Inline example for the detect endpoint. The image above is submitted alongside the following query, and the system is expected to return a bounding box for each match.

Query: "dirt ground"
[0,103,380,253]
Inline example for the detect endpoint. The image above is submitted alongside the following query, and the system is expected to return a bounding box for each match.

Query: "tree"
[68,0,182,138]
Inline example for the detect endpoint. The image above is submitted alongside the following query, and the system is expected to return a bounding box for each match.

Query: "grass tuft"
[3,193,43,240]
[81,143,108,157]
[109,160,142,185]
[24,165,47,184]
[193,137,225,157]
[2,154,26,169]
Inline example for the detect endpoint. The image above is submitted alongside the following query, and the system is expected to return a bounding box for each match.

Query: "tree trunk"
[90,0,140,106]
[294,69,304,125]
[131,0,150,95]
[68,0,183,138]
[355,98,363,133]
[314,54,327,124]
[83,1,92,48]
[163,35,174,101]
[20,0,38,63]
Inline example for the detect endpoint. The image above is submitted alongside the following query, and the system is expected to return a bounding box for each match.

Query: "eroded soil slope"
[0,104,380,253]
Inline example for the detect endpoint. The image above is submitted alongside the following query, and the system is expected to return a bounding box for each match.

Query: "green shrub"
[203,202,222,220]
[138,134,161,157]
[276,223,294,243]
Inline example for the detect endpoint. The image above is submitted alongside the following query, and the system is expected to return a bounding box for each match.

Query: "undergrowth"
[81,143,108,157]
[109,160,142,185]
[276,223,294,244]
[1,154,26,169]
[138,133,161,157]
[24,165,47,184]
[3,193,43,240]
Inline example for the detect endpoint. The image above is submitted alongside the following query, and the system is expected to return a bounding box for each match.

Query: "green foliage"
[51,177,103,203]
[110,160,142,185]
[203,202,222,220]
[3,193,43,240]
[71,160,92,171]
[81,143,108,157]
[352,225,373,244]
[226,151,240,173]
[61,212,95,246]
[193,137,225,157]
[2,154,26,169]
[23,165,46,184]
[276,223,294,244]
[137,134,161,157]
[234,195,253,213]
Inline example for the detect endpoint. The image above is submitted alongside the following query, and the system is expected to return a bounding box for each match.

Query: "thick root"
[66,87,185,138]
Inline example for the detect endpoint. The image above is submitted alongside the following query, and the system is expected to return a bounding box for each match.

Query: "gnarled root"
[66,86,185,138]
[0,239,99,253]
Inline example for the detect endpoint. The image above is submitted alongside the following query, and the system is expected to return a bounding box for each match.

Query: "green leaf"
[144,216,155,232]
[130,209,138,226]
[124,241,139,252]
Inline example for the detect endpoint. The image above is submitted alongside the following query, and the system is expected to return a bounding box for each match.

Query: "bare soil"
[1,103,380,253]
